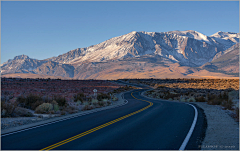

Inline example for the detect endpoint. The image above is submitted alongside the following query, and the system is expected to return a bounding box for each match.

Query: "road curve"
[1,89,206,150]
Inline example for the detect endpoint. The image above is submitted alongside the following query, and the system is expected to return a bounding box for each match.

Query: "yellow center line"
[40,91,153,151]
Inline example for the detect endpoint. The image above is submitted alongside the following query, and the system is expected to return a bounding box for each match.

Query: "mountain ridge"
[1,30,239,79]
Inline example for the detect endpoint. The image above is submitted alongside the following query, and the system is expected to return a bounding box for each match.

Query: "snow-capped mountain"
[1,55,46,74]
[1,55,75,77]
[1,30,239,79]
[46,30,239,67]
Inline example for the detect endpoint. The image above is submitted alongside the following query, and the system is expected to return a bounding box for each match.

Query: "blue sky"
[1,1,239,64]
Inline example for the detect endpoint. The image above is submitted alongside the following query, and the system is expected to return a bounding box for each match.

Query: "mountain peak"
[210,31,239,38]
[13,54,29,60]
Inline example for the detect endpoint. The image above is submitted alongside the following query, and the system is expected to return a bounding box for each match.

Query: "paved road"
[1,89,206,150]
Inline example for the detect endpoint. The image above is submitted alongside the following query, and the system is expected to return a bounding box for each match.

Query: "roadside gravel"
[1,117,48,130]
[192,102,239,150]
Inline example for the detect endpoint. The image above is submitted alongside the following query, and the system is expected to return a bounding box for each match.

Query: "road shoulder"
[192,102,239,150]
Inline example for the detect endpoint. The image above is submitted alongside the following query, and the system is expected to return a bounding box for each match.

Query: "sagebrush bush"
[1,101,18,117]
[180,98,186,102]
[102,99,108,102]
[91,99,98,103]
[164,92,181,100]
[98,101,105,107]
[14,107,33,117]
[222,99,234,110]
[187,97,196,102]
[17,94,45,110]
[207,98,222,105]
[73,93,85,102]
[53,95,66,106]
[82,105,90,111]
[97,93,110,101]
[35,103,53,114]
[83,101,89,106]
[62,105,78,114]
[107,100,111,105]
[195,96,206,102]
[51,100,59,112]
[53,104,59,112]
[112,96,118,101]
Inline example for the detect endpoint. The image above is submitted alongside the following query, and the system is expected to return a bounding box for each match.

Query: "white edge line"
[179,103,198,151]
[1,100,128,137]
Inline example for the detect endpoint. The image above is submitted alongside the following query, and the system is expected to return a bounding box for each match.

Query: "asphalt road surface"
[1,88,206,150]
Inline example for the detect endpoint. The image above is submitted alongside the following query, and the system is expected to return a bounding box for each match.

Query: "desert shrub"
[53,95,66,106]
[63,105,79,114]
[53,104,59,112]
[83,101,90,106]
[89,105,96,110]
[112,95,118,101]
[82,105,90,111]
[187,97,196,102]
[222,99,234,110]
[51,100,59,112]
[1,101,18,117]
[14,107,34,117]
[195,96,206,102]
[180,98,186,102]
[91,99,98,105]
[107,100,111,105]
[35,103,53,114]
[207,98,222,105]
[221,91,228,100]
[147,90,155,94]
[76,101,82,105]
[97,93,110,101]
[98,101,105,107]
[73,93,85,102]
[17,94,44,110]
[164,92,181,100]
[102,99,108,102]
[61,111,66,115]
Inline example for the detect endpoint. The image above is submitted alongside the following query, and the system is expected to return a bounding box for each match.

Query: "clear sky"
[1,1,239,64]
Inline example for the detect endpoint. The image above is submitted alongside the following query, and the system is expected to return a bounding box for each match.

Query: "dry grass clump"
[35,103,53,114]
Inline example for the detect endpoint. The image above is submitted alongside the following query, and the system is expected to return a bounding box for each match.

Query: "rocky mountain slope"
[1,30,239,79]
[201,43,239,76]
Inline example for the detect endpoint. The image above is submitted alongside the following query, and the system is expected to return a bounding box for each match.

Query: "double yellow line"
[41,91,153,150]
